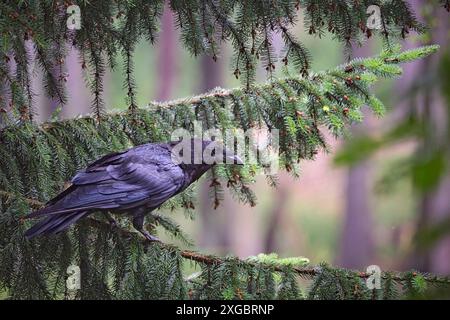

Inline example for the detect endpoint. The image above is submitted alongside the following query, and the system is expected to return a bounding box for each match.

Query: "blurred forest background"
[30,2,450,274]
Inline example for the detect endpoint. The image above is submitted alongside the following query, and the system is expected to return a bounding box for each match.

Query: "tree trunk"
[61,47,91,119]
[155,4,177,101]
[337,43,374,269]
[264,179,288,253]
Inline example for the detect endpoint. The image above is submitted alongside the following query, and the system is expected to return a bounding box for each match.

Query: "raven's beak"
[222,146,244,165]
[225,153,244,165]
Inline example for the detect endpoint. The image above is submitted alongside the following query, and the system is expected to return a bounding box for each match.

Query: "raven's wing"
[39,150,129,208]
[28,144,185,216]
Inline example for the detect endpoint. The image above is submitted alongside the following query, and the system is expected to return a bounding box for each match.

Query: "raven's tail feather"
[24,205,57,219]
[25,211,89,239]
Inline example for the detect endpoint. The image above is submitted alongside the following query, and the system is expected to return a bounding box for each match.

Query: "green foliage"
[1,0,441,119]
[248,253,310,268]
[334,117,423,166]
[335,43,448,197]
[415,217,450,250]
[0,0,448,302]
[1,45,448,300]
[308,264,369,300]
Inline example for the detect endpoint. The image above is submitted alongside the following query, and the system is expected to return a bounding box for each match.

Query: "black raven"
[24,139,243,240]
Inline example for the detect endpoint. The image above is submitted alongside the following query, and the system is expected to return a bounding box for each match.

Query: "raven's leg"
[103,212,117,228]
[132,209,160,242]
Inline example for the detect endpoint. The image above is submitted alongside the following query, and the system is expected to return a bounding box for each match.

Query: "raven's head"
[169,138,244,166]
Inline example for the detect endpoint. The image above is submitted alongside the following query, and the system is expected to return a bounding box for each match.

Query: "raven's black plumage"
[24,139,243,240]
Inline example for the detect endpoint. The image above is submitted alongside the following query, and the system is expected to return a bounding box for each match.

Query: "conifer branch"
[0,1,447,300]
[2,189,449,288]
[1,0,446,119]
[0,45,439,135]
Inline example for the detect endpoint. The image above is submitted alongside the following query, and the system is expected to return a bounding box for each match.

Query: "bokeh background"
[31,2,450,274]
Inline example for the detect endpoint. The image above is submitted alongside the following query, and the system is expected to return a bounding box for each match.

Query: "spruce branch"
[1,189,449,289]
[1,45,439,134]
[0,45,443,300]
[2,0,440,116]
[0,1,448,300]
